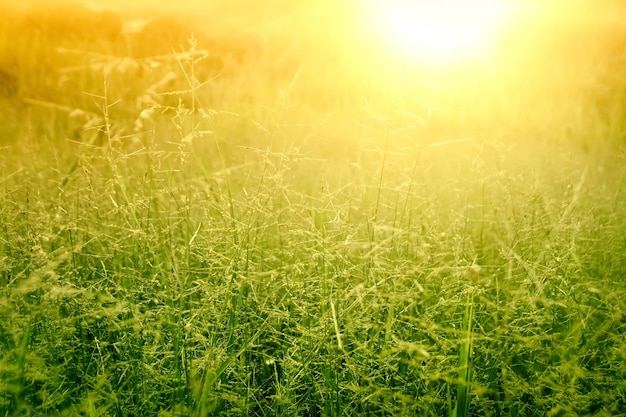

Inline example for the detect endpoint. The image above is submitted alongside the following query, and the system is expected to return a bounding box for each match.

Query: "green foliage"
[1,2,626,416]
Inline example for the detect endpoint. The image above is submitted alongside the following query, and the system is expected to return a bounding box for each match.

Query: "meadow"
[0,1,625,416]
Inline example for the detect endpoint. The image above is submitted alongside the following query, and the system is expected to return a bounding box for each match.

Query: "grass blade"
[455,290,474,417]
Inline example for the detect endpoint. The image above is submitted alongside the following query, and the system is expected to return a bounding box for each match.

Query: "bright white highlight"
[371,0,517,62]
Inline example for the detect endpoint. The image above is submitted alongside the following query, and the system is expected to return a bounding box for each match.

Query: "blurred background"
[1,0,625,160]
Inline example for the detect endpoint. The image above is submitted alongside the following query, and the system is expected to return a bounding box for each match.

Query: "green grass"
[1,1,626,416]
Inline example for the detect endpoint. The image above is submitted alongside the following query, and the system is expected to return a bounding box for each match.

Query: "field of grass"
[1,1,625,416]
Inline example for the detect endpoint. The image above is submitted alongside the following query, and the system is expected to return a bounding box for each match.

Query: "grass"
[1,1,626,416]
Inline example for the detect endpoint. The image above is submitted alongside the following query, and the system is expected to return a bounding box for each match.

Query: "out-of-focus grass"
[0,1,625,416]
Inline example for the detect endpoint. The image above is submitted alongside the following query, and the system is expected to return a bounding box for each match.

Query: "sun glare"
[370,0,518,63]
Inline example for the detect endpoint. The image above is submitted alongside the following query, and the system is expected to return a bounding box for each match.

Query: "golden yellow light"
[368,0,519,63]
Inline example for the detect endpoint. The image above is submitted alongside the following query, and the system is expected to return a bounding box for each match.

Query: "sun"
[368,0,518,63]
